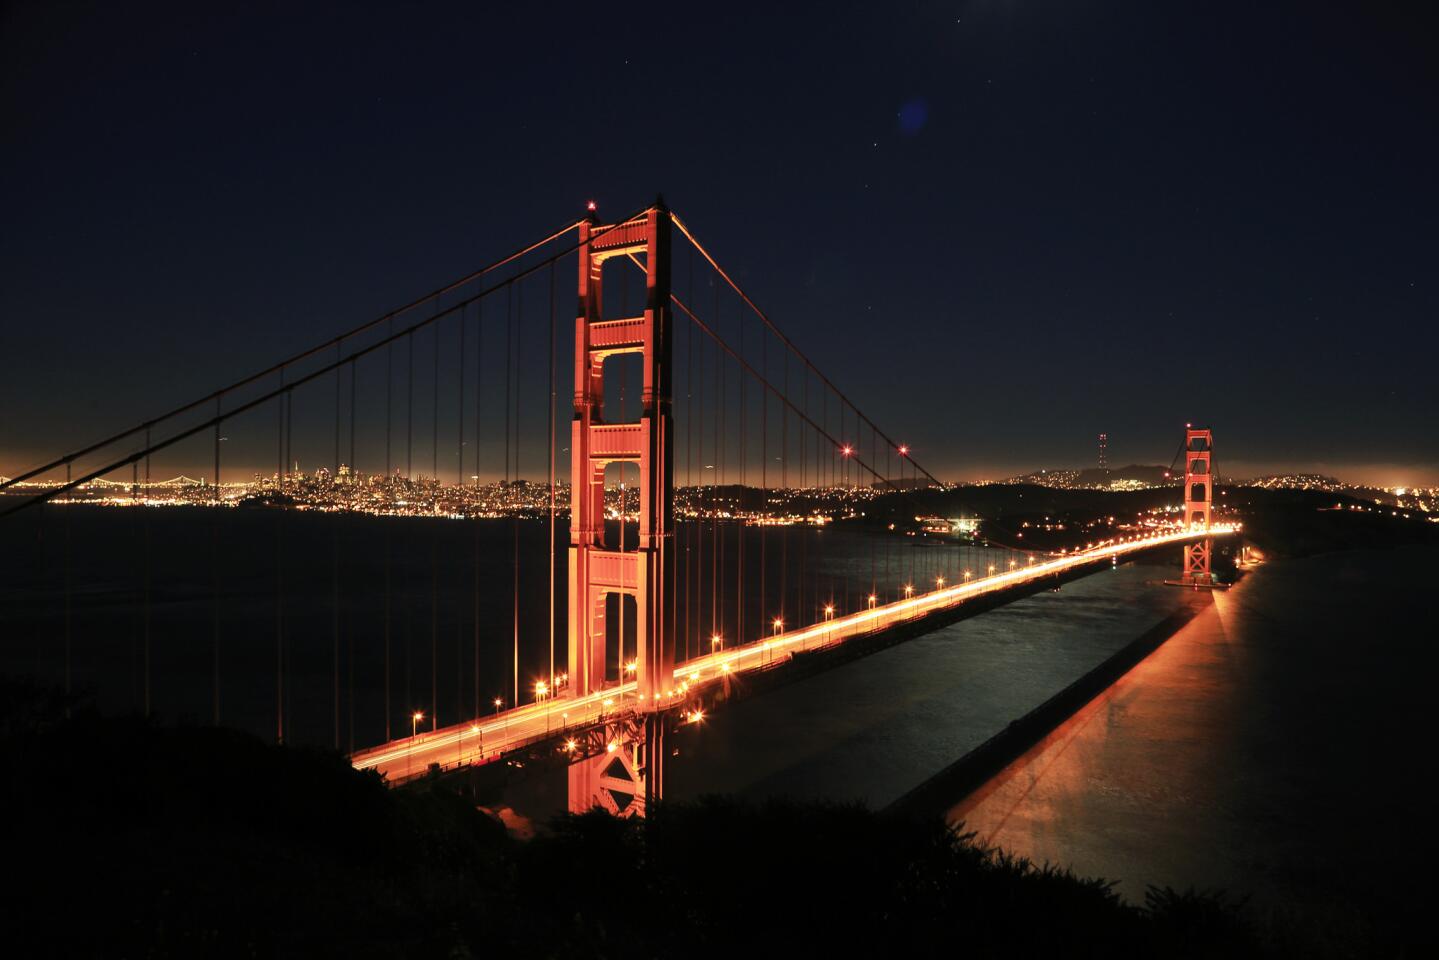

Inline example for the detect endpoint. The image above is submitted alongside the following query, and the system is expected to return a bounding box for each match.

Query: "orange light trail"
[351,525,1237,782]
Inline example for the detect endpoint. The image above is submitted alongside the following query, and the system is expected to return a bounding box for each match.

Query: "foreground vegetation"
[2,691,1383,957]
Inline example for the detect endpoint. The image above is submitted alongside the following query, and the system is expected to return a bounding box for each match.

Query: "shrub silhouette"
[2,688,1353,957]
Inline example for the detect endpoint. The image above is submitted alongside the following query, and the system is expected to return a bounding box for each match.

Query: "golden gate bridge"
[0,198,1231,816]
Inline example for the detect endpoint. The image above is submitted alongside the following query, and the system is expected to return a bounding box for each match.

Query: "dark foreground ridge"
[6,685,1374,959]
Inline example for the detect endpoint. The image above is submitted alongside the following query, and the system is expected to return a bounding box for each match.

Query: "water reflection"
[948,546,1439,939]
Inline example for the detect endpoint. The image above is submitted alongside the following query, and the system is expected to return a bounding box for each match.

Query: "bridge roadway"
[350,525,1236,783]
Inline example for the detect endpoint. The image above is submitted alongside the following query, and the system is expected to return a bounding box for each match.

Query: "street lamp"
[903,583,914,598]
[867,593,877,609]
[535,680,551,733]
[935,575,945,589]
[711,633,723,651]
[772,617,784,636]
[823,604,835,621]
[409,711,423,773]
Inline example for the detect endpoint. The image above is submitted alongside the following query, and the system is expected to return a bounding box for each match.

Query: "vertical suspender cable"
[801,370,809,620]
[432,317,440,482]
[714,280,723,641]
[132,461,140,709]
[274,386,283,742]
[348,355,356,752]
[144,427,152,718]
[780,351,788,622]
[284,383,293,732]
[710,304,718,641]
[459,304,467,486]
[870,424,877,599]
[683,248,693,658]
[213,396,221,725]
[350,353,357,473]
[474,295,483,718]
[547,260,557,689]
[456,307,465,723]
[407,332,414,479]
[511,280,520,707]
[430,310,440,732]
[504,283,512,690]
[63,462,71,718]
[384,321,393,741]
[334,345,341,473]
[430,521,438,731]
[736,293,745,652]
[334,346,342,749]
[333,494,341,748]
[759,330,766,636]
[618,364,626,676]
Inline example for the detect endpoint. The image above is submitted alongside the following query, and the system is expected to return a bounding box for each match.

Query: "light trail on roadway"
[350,524,1237,783]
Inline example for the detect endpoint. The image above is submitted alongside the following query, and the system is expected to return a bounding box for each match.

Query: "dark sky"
[3,0,1436,485]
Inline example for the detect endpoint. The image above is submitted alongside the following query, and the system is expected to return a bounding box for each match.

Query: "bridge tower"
[567,202,676,710]
[1180,426,1213,585]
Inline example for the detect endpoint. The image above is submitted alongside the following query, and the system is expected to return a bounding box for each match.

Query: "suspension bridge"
[0,198,1233,817]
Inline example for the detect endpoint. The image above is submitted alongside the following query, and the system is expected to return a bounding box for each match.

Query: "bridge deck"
[350,525,1236,783]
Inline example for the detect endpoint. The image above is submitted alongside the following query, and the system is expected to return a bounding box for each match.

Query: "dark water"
[950,545,1438,941]
[663,557,1191,804]
[0,504,1018,749]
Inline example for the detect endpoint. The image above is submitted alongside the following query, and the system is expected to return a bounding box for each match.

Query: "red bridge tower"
[567,202,676,707]
[1180,425,1213,586]
[565,202,675,816]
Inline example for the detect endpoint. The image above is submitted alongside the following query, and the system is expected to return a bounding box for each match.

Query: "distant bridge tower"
[567,202,676,709]
[1180,425,1213,585]
[1098,433,1108,473]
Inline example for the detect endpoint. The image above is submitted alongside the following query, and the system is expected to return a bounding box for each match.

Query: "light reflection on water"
[663,556,1189,805]
[945,545,1438,932]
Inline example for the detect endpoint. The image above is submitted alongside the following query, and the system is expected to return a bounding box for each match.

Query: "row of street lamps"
[406,555,1036,737]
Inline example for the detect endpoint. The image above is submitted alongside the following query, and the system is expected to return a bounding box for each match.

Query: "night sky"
[3,1,1435,484]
